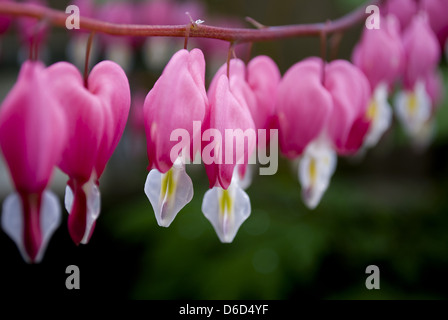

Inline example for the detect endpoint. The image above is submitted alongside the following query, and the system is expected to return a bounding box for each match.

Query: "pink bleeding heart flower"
[394,13,441,146]
[401,14,440,90]
[47,60,130,245]
[205,56,280,190]
[277,58,333,159]
[205,59,257,190]
[396,69,444,150]
[421,0,448,48]
[277,58,370,209]
[382,0,418,31]
[246,56,281,133]
[352,15,403,148]
[241,55,280,186]
[0,61,67,263]
[352,15,404,90]
[276,58,334,209]
[143,49,208,228]
[207,58,254,184]
[325,60,371,155]
[201,62,256,243]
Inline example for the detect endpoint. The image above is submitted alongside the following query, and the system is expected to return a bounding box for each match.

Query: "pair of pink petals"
[0,59,130,262]
[386,0,448,48]
[277,58,371,159]
[205,56,280,189]
[0,61,67,263]
[352,15,404,91]
[49,61,130,245]
[143,49,279,243]
[203,56,279,242]
[401,14,441,91]
[143,49,208,227]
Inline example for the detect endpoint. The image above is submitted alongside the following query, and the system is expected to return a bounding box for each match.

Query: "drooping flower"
[200,57,279,240]
[143,49,208,227]
[382,0,418,31]
[246,56,281,134]
[47,60,130,245]
[421,0,448,49]
[202,168,251,243]
[241,55,281,185]
[395,70,444,150]
[202,71,256,242]
[394,14,441,147]
[277,58,333,209]
[0,61,67,263]
[277,58,370,209]
[352,15,404,149]
[207,56,280,186]
[277,58,333,159]
[325,60,371,156]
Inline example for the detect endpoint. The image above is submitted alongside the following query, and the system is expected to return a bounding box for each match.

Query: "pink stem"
[0,1,381,43]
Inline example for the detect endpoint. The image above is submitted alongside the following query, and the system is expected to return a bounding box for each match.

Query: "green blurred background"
[0,0,447,299]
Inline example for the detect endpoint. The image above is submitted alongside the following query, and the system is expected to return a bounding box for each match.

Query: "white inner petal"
[144,157,194,227]
[64,176,101,245]
[298,138,337,210]
[80,178,101,245]
[1,190,61,263]
[36,191,62,262]
[65,184,74,213]
[202,169,251,243]
[394,80,432,139]
[364,83,392,148]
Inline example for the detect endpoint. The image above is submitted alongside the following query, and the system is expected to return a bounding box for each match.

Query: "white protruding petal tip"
[1,191,61,263]
[65,185,74,213]
[395,81,432,140]
[80,180,101,245]
[1,193,28,262]
[144,161,194,228]
[364,83,392,148]
[35,191,61,262]
[298,139,337,210]
[202,181,251,243]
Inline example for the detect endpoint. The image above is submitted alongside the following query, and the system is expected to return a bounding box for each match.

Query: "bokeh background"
[0,0,447,299]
